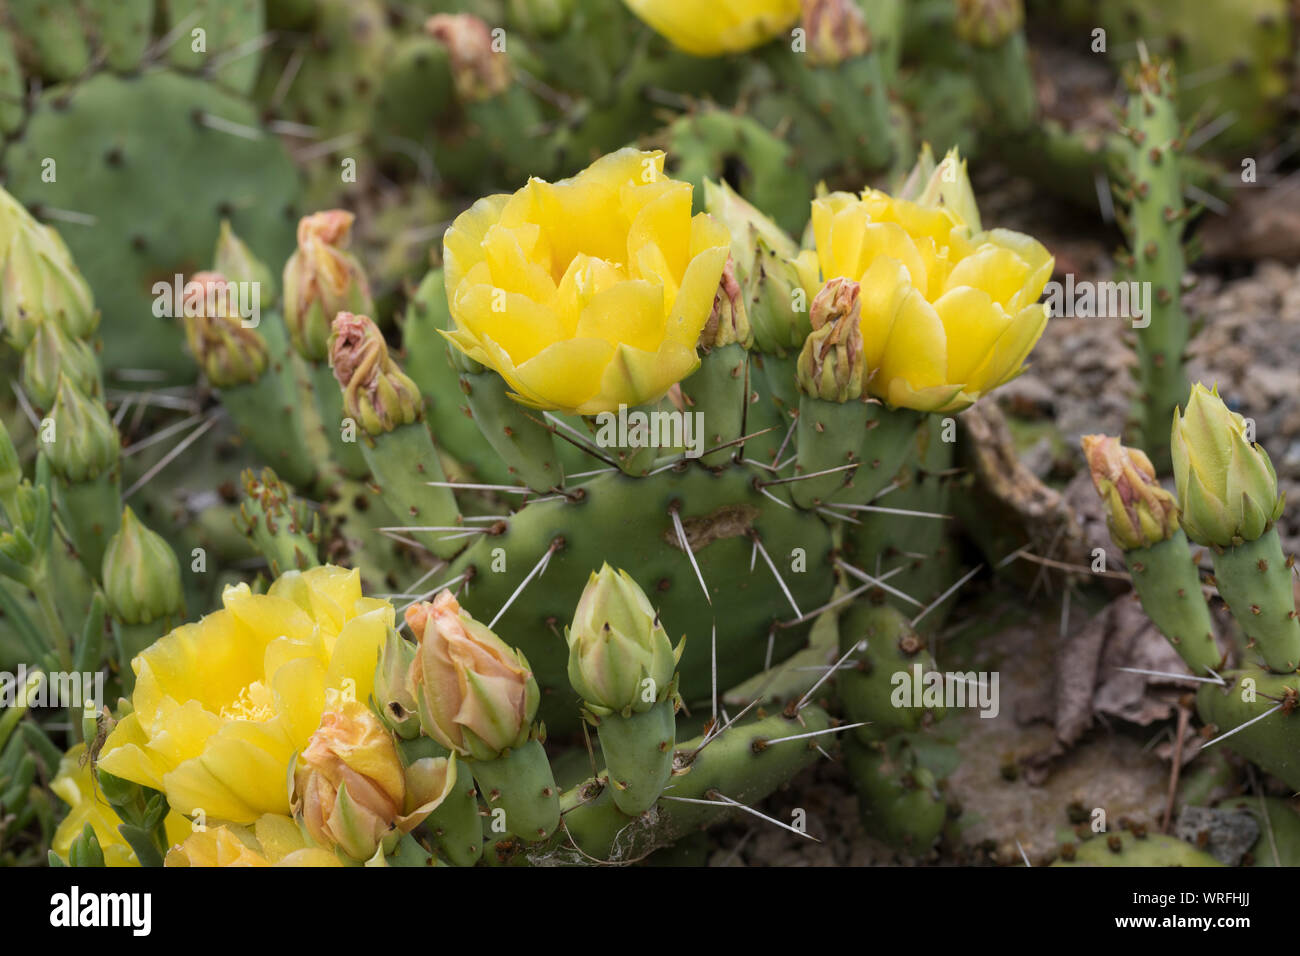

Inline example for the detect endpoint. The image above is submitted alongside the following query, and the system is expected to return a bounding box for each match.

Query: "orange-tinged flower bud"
[954,0,1024,48]
[426,14,510,102]
[179,272,269,388]
[406,590,539,759]
[1081,434,1180,550]
[797,277,866,402]
[282,211,373,362]
[329,312,423,436]
[699,255,752,350]
[802,0,871,66]
[293,697,406,861]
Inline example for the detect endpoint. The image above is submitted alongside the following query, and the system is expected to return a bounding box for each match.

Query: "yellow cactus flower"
[622,0,800,56]
[51,745,190,867]
[165,813,343,867]
[442,148,731,415]
[795,152,1053,413]
[98,566,392,826]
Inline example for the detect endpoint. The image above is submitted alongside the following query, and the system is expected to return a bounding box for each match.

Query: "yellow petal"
[443,193,510,296]
[591,342,699,412]
[98,713,170,792]
[931,285,1008,383]
[874,289,949,399]
[965,302,1048,393]
[576,280,666,352]
[857,256,912,372]
[272,655,328,748]
[453,282,568,365]
[324,607,390,706]
[254,813,309,863]
[510,337,616,412]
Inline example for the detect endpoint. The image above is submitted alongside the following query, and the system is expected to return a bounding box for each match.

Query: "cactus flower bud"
[1171,383,1283,548]
[329,313,423,436]
[902,144,983,234]
[566,564,682,715]
[802,0,871,66]
[20,319,100,411]
[704,178,811,353]
[954,0,1024,48]
[0,419,20,507]
[178,272,269,389]
[293,697,440,862]
[0,191,97,348]
[282,211,373,363]
[507,0,574,36]
[374,626,421,739]
[1080,435,1179,550]
[101,507,185,626]
[405,590,539,760]
[214,219,275,301]
[699,255,753,350]
[703,178,800,275]
[797,278,866,402]
[295,697,455,862]
[426,14,511,102]
[46,376,119,483]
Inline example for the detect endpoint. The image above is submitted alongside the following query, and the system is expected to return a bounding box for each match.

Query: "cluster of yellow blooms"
[52,104,1053,865]
[442,144,1052,417]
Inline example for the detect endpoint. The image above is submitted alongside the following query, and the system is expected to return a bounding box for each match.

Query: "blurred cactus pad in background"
[3,0,1300,870]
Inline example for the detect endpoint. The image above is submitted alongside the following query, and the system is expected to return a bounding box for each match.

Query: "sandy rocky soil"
[708,177,1300,866]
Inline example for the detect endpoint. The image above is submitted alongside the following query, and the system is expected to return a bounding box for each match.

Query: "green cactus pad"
[2,71,300,377]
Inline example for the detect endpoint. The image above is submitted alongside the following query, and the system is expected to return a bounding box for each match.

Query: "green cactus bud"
[282,211,373,363]
[802,0,872,66]
[704,180,808,352]
[329,312,422,437]
[566,564,682,715]
[237,467,320,577]
[178,272,269,388]
[46,377,119,483]
[374,626,421,740]
[796,278,866,402]
[426,14,512,103]
[21,319,100,411]
[214,219,275,301]
[507,0,575,36]
[1171,383,1282,548]
[698,256,753,351]
[749,237,811,353]
[101,507,184,627]
[906,145,983,233]
[0,206,98,348]
[953,0,1025,48]
[703,178,800,276]
[0,418,22,509]
[405,591,540,761]
[1081,434,1180,550]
